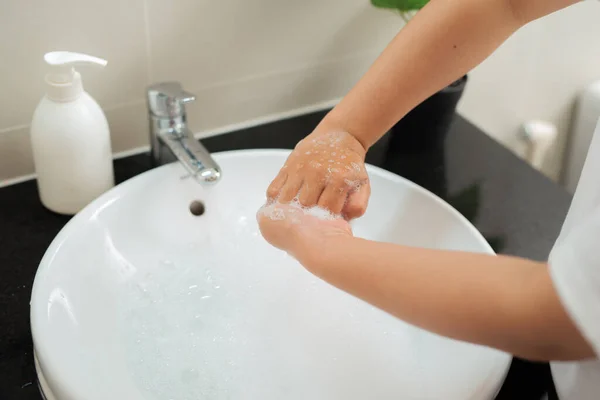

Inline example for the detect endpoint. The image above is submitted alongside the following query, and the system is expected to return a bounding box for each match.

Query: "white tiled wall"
[1,0,600,184]
[0,0,399,184]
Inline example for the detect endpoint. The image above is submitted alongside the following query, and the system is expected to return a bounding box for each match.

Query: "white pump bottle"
[30,51,115,215]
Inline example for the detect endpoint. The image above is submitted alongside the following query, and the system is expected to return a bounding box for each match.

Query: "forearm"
[301,237,594,361]
[317,0,579,149]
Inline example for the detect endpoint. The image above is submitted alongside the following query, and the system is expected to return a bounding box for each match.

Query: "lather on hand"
[266,130,370,219]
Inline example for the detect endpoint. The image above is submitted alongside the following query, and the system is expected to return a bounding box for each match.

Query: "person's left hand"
[256,202,352,266]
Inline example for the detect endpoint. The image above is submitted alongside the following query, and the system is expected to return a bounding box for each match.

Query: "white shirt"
[549,117,600,399]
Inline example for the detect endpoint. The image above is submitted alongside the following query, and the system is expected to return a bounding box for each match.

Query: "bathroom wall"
[0,0,400,185]
[458,1,600,181]
[1,0,600,185]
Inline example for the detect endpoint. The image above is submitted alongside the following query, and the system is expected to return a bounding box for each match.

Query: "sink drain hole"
[189,200,206,216]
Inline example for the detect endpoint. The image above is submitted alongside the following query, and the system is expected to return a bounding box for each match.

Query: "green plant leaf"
[371,0,429,12]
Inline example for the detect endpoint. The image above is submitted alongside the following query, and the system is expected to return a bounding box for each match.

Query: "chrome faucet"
[146,82,221,184]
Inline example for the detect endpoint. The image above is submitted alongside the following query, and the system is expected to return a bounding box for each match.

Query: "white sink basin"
[31,149,510,400]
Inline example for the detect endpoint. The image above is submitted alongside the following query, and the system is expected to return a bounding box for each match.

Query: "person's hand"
[266,131,370,220]
[257,201,352,267]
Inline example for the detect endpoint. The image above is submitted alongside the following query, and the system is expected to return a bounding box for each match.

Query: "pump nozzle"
[43,51,107,102]
[45,51,107,84]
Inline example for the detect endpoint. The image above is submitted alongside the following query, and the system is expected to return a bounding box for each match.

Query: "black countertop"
[0,110,571,399]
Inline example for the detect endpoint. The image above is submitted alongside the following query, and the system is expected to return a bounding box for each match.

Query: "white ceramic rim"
[34,351,56,400]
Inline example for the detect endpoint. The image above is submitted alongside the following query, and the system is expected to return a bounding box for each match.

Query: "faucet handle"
[147,81,195,118]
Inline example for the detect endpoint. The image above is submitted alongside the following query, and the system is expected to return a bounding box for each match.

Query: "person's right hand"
[266,131,370,219]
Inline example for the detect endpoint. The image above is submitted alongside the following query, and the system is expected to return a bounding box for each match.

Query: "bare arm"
[261,0,592,361]
[266,0,580,218]
[298,236,594,361]
[316,0,581,149]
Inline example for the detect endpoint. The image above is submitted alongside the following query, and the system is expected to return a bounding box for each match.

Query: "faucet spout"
[158,128,221,184]
[147,81,222,184]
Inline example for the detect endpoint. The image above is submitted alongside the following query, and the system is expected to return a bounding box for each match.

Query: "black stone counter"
[0,111,571,399]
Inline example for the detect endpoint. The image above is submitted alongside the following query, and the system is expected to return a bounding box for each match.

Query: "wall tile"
[528,1,600,180]
[459,1,600,180]
[185,51,379,136]
[0,128,34,183]
[0,0,148,130]
[145,0,400,92]
[105,103,150,154]
[458,22,540,154]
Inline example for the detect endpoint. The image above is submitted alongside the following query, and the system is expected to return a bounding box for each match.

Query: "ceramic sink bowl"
[31,149,510,400]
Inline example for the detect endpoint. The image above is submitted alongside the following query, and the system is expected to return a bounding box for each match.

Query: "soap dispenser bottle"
[30,51,115,215]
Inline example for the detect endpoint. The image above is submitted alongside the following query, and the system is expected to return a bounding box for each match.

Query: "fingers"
[267,172,287,200]
[266,137,371,217]
[343,181,371,219]
[279,178,304,203]
[318,183,350,215]
[298,181,324,207]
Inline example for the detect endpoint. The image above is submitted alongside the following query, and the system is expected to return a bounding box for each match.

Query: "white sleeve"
[549,207,600,356]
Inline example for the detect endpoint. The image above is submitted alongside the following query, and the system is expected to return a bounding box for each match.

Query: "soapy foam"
[344,179,363,193]
[258,198,339,223]
[269,208,286,221]
[350,162,361,172]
